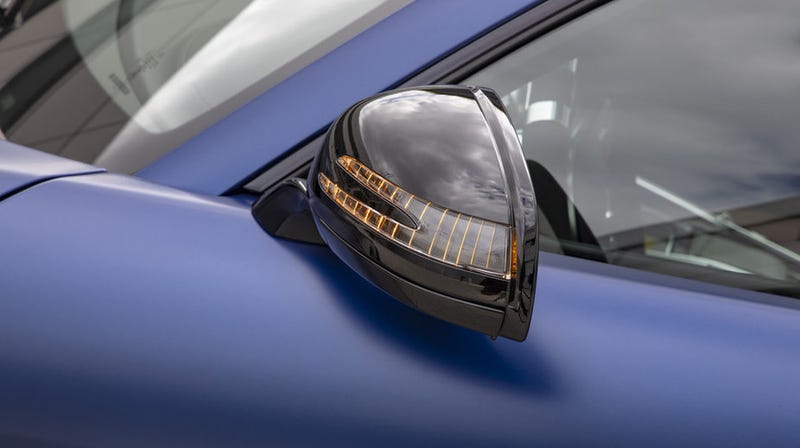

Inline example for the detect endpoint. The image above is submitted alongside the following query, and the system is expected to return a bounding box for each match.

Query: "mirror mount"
[252,177,324,245]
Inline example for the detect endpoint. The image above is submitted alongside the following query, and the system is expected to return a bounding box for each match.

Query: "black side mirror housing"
[254,85,538,341]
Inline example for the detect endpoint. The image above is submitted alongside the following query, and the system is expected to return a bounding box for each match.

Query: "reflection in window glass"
[467,0,800,298]
[0,0,409,172]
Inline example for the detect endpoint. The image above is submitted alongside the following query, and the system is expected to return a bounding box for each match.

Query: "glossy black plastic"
[252,178,323,245]
[307,85,538,341]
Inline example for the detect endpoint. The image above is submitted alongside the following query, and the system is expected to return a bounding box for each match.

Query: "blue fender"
[1,171,799,446]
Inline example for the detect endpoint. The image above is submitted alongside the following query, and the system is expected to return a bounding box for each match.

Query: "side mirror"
[254,86,538,341]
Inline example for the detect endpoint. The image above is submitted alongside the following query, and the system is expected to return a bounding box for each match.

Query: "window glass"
[0,0,409,172]
[466,0,800,297]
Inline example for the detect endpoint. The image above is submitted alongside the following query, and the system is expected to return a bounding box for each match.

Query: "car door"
[2,1,800,447]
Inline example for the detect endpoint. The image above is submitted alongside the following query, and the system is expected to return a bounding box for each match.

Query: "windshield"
[0,0,409,172]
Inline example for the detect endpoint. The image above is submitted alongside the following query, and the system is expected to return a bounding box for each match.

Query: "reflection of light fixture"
[319,155,512,278]
[526,100,570,127]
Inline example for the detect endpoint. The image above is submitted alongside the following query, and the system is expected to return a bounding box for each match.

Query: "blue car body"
[1,0,799,446]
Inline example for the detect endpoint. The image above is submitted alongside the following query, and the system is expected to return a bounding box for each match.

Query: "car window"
[0,0,409,173]
[466,0,800,298]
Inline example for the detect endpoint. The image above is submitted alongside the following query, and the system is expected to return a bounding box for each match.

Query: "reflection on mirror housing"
[256,85,538,341]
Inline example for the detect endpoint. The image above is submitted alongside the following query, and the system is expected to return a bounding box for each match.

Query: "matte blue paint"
[0,140,103,199]
[136,0,537,195]
[1,172,798,447]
